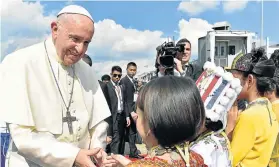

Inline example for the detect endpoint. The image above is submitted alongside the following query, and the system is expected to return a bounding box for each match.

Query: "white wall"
[0,121,7,133]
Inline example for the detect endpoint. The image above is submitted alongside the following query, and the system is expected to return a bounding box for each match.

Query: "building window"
[215,46,218,56]
[229,45,235,55]
[221,46,225,56]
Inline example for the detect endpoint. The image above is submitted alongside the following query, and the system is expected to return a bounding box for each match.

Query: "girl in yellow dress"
[226,49,278,167]
[265,50,279,167]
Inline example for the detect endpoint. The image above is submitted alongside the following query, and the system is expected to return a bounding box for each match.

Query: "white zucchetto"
[57,5,94,23]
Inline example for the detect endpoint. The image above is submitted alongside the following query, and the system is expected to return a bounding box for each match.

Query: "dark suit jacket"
[106,81,129,122]
[185,63,203,81]
[120,76,136,115]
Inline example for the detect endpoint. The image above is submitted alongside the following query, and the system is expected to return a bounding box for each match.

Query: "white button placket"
[69,69,81,141]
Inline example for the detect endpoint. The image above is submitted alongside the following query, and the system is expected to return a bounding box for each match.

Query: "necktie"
[115,85,121,95]
[115,85,123,111]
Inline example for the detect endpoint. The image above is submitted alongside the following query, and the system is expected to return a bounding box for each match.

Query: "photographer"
[174,38,203,81]
[154,38,203,81]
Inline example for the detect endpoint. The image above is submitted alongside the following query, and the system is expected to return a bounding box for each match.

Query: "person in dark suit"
[153,39,202,81]
[120,62,143,159]
[101,74,111,83]
[106,66,129,155]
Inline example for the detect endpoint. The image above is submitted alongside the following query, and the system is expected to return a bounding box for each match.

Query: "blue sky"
[1,0,279,76]
[41,1,279,42]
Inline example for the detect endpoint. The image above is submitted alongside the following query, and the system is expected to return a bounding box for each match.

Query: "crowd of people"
[0,4,279,167]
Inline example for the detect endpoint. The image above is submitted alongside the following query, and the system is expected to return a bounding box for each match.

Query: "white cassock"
[0,37,111,167]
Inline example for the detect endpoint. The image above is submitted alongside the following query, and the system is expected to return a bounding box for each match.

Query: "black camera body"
[155,41,184,75]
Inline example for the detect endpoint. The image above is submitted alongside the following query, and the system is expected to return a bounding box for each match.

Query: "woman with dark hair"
[104,76,232,166]
[226,51,278,167]
[267,49,279,167]
[268,49,279,115]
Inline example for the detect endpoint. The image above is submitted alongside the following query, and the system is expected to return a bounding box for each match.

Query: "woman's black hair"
[236,48,276,96]
[273,77,279,98]
[270,49,279,97]
[256,77,276,96]
[251,47,267,62]
[137,76,205,147]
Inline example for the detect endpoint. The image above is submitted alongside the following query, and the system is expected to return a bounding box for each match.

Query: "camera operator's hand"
[174,58,183,73]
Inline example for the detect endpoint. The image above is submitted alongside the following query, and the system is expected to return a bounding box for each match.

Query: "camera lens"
[160,56,174,68]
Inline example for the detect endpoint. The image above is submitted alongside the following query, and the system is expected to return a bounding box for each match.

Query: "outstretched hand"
[93,150,118,167]
[101,153,131,167]
[75,148,101,167]
[111,154,131,167]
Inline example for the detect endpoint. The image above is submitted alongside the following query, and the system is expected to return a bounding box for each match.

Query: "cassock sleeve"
[89,120,109,150]
[8,124,80,167]
[87,77,110,150]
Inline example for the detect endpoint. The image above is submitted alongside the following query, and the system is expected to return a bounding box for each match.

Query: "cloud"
[91,18,213,76]
[1,0,56,56]
[178,1,220,16]
[1,0,214,77]
[178,0,249,15]
[1,0,55,37]
[223,0,249,13]
[178,18,213,57]
[87,19,166,61]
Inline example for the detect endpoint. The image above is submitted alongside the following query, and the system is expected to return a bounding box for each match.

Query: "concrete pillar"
[209,32,215,63]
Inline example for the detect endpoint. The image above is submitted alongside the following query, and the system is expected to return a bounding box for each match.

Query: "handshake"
[74,148,132,167]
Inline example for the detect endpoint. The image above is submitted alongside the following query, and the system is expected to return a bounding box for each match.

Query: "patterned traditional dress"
[126,131,232,167]
[126,151,205,167]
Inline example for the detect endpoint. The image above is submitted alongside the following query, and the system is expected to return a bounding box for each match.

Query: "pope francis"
[0,5,112,167]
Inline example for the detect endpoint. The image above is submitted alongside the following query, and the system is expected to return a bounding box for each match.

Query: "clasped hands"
[74,148,131,167]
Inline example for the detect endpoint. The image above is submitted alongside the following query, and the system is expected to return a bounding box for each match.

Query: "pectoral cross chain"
[44,40,77,135]
[62,111,77,134]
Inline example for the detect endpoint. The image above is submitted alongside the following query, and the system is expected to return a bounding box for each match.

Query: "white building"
[262,37,279,58]
[267,44,279,58]
[137,22,278,82]
[198,21,256,68]
[137,71,156,82]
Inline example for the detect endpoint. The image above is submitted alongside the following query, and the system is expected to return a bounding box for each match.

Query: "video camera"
[156,41,185,75]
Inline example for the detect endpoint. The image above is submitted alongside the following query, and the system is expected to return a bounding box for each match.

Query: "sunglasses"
[112,74,122,78]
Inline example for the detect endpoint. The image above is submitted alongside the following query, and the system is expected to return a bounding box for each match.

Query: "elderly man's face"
[51,14,94,66]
